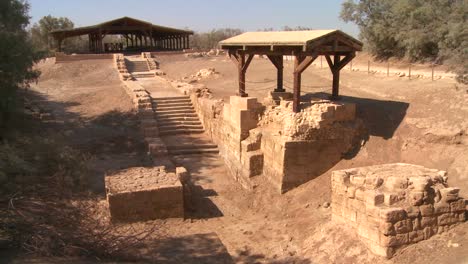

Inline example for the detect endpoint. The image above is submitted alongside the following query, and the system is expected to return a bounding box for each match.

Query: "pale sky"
[27,0,359,36]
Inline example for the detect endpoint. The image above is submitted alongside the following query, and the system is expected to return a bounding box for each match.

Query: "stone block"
[355,188,365,201]
[347,186,356,198]
[434,203,450,214]
[406,206,420,218]
[420,204,434,216]
[440,187,460,202]
[450,199,465,212]
[384,193,400,206]
[421,216,437,228]
[380,233,408,247]
[334,103,356,122]
[380,208,406,223]
[394,219,412,234]
[242,150,264,177]
[409,191,424,206]
[379,221,396,236]
[105,167,183,222]
[408,230,424,243]
[176,167,189,183]
[229,96,259,111]
[365,190,384,206]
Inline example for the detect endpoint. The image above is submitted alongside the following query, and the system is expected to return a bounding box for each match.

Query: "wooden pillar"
[229,51,254,97]
[292,54,318,112]
[267,55,285,92]
[332,55,340,98]
[325,52,355,100]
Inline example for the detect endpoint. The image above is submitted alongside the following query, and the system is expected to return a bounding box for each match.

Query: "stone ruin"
[331,163,466,258]
[105,167,184,222]
[189,91,363,193]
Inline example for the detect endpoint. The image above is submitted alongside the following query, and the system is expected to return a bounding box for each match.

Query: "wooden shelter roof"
[219,30,362,54]
[50,16,193,38]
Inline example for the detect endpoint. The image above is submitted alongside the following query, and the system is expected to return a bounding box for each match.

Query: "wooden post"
[408,63,412,79]
[325,52,355,100]
[267,55,285,92]
[332,55,340,98]
[292,54,318,112]
[229,51,253,97]
[432,64,435,81]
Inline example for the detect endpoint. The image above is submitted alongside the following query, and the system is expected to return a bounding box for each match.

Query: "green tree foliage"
[0,0,41,129]
[340,0,467,83]
[191,28,243,50]
[30,15,74,52]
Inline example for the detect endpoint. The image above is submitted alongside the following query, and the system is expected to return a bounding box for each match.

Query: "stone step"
[159,124,204,130]
[133,73,154,78]
[157,109,196,115]
[152,96,190,102]
[156,113,198,119]
[155,106,194,111]
[159,128,205,136]
[152,102,193,108]
[158,120,202,127]
[169,148,219,156]
[167,144,218,151]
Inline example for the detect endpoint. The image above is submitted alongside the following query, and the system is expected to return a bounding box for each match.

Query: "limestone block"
[141,127,159,137]
[440,187,460,202]
[421,216,437,228]
[409,191,424,206]
[176,167,190,183]
[229,96,259,111]
[241,150,264,177]
[408,230,424,243]
[380,233,408,247]
[380,208,406,223]
[406,206,421,218]
[394,219,412,234]
[334,103,356,122]
[379,221,396,236]
[365,190,385,206]
[434,203,450,214]
[105,167,183,222]
[419,204,434,216]
[450,199,466,213]
[384,193,400,206]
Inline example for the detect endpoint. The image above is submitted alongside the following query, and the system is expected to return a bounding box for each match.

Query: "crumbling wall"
[331,163,467,258]
[187,88,363,192]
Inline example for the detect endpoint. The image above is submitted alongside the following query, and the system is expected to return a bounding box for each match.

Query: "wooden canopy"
[219,30,363,112]
[51,16,193,53]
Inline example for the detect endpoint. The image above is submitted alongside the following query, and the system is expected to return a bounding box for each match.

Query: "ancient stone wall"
[331,163,466,258]
[55,52,113,63]
[187,87,362,193]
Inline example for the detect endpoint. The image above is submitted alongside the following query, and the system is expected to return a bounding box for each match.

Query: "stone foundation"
[105,167,184,222]
[187,87,363,193]
[331,163,466,258]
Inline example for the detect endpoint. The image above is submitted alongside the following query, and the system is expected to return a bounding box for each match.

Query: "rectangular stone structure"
[105,166,183,222]
[331,163,466,258]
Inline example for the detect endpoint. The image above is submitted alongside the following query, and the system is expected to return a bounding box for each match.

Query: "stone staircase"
[153,96,219,156]
[125,59,154,78]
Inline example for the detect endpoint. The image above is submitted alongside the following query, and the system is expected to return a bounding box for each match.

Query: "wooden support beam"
[325,52,355,99]
[293,55,305,113]
[229,51,254,97]
[267,55,285,92]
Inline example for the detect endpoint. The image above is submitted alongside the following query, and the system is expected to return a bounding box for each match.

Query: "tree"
[30,15,74,52]
[0,0,41,129]
[191,28,243,50]
[340,0,467,83]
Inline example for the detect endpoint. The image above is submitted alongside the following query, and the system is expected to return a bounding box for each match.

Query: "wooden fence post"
[409,63,411,79]
[432,64,435,81]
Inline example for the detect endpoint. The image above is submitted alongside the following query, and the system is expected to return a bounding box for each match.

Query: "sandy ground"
[10,56,468,263]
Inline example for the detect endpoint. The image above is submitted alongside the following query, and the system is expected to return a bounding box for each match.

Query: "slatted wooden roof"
[219,30,362,55]
[50,16,193,39]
